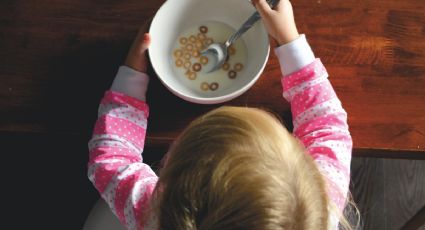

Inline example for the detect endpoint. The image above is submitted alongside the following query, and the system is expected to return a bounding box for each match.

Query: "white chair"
[83,199,126,230]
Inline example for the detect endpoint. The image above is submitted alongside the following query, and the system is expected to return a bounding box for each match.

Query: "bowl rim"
[153,47,270,104]
[148,0,270,104]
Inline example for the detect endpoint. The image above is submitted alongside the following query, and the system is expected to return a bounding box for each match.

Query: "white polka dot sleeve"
[88,89,158,230]
[276,39,353,217]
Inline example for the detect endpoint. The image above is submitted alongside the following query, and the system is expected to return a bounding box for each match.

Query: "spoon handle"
[225,0,280,47]
[225,12,261,47]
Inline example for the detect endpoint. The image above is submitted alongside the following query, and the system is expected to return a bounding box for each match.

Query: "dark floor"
[1,132,167,230]
[351,157,425,230]
[2,132,424,229]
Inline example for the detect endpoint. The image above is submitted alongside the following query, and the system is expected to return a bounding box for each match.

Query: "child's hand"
[124,29,151,73]
[252,0,299,45]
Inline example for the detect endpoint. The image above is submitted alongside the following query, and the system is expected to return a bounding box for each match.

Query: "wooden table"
[1,0,424,158]
[1,0,424,227]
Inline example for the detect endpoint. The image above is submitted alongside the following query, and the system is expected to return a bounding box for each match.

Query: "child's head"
[153,106,330,229]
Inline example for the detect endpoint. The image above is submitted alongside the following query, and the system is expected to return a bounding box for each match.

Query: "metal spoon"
[201,0,279,72]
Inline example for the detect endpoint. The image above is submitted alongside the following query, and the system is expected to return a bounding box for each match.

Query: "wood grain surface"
[385,159,425,229]
[351,158,425,230]
[401,205,425,230]
[1,0,424,157]
[351,157,385,229]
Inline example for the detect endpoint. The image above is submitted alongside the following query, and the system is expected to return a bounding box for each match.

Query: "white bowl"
[149,0,270,104]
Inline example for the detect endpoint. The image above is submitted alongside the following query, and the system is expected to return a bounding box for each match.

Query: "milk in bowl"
[172,21,247,96]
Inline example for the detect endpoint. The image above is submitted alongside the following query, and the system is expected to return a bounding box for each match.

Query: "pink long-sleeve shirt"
[88,35,352,229]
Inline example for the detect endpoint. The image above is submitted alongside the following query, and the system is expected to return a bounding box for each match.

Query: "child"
[88,0,357,229]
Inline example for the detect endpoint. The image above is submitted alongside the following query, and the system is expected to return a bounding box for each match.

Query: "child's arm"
[254,0,352,214]
[88,32,158,230]
[277,40,352,213]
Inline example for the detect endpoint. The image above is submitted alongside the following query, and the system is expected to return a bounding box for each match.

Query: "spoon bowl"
[201,43,228,72]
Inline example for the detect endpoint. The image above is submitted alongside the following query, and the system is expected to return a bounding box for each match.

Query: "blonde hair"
[152,106,356,229]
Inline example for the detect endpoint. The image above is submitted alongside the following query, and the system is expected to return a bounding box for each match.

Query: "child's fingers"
[133,32,151,55]
[274,0,288,12]
[125,33,151,73]
[252,0,272,16]
[138,33,151,70]
[141,33,151,51]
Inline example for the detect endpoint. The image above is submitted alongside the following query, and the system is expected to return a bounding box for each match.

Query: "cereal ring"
[179,37,188,45]
[234,63,244,71]
[189,35,197,43]
[192,63,202,72]
[228,46,236,55]
[204,38,214,45]
[199,26,208,34]
[197,33,206,40]
[228,70,237,79]
[195,41,203,49]
[209,82,219,91]
[200,56,209,65]
[173,49,183,58]
[186,71,197,80]
[185,44,194,51]
[175,59,183,67]
[184,61,191,69]
[222,62,230,71]
[183,52,191,60]
[201,82,209,91]
[192,50,201,57]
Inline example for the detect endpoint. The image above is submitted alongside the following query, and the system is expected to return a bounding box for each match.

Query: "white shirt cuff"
[111,66,149,101]
[274,34,316,76]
